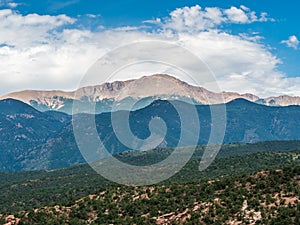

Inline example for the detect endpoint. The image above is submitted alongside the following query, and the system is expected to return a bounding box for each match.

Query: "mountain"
[260,95,300,106]
[2,74,300,114]
[0,99,70,171]
[2,97,300,172]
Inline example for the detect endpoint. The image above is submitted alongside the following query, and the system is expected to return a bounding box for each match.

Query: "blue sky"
[0,0,299,97]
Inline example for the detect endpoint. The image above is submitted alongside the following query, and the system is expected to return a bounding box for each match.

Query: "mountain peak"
[1,74,300,114]
[140,74,186,82]
[0,98,41,115]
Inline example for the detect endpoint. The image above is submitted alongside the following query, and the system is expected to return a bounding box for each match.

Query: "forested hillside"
[1,165,299,224]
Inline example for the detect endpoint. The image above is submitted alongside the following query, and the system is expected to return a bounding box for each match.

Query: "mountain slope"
[1,160,299,224]
[0,140,300,213]
[2,74,300,113]
[2,98,300,172]
[0,99,70,171]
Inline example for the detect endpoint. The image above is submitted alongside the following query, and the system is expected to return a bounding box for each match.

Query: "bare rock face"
[4,215,20,225]
[264,95,300,106]
[1,74,300,112]
[0,90,75,110]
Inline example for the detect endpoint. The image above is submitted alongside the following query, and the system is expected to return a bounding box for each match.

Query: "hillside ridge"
[1,74,300,113]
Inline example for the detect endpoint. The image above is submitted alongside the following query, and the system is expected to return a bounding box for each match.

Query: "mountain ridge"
[1,74,299,113]
[2,97,300,172]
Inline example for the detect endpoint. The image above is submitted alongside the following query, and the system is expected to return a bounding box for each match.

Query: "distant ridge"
[1,97,300,171]
[1,74,300,113]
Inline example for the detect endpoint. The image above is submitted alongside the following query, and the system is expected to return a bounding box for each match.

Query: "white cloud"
[259,12,274,22]
[239,33,264,42]
[86,14,101,19]
[240,5,250,12]
[0,6,298,98]
[281,35,299,49]
[223,6,273,24]
[164,5,224,32]
[7,2,17,8]
[224,6,249,23]
[172,31,291,97]
[163,5,273,32]
[143,18,161,25]
[0,1,19,8]
[0,9,75,48]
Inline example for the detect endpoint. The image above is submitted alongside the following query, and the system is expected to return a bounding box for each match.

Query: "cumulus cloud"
[163,5,273,32]
[172,31,289,97]
[281,35,299,49]
[224,6,249,23]
[0,0,19,8]
[7,2,17,8]
[0,5,298,98]
[164,5,224,32]
[224,6,274,24]
[0,9,75,48]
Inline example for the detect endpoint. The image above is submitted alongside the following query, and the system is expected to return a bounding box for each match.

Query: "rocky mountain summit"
[1,74,300,114]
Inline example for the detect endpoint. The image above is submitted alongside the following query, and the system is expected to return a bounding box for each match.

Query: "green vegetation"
[0,140,299,216]
[3,97,300,173]
[1,165,299,224]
